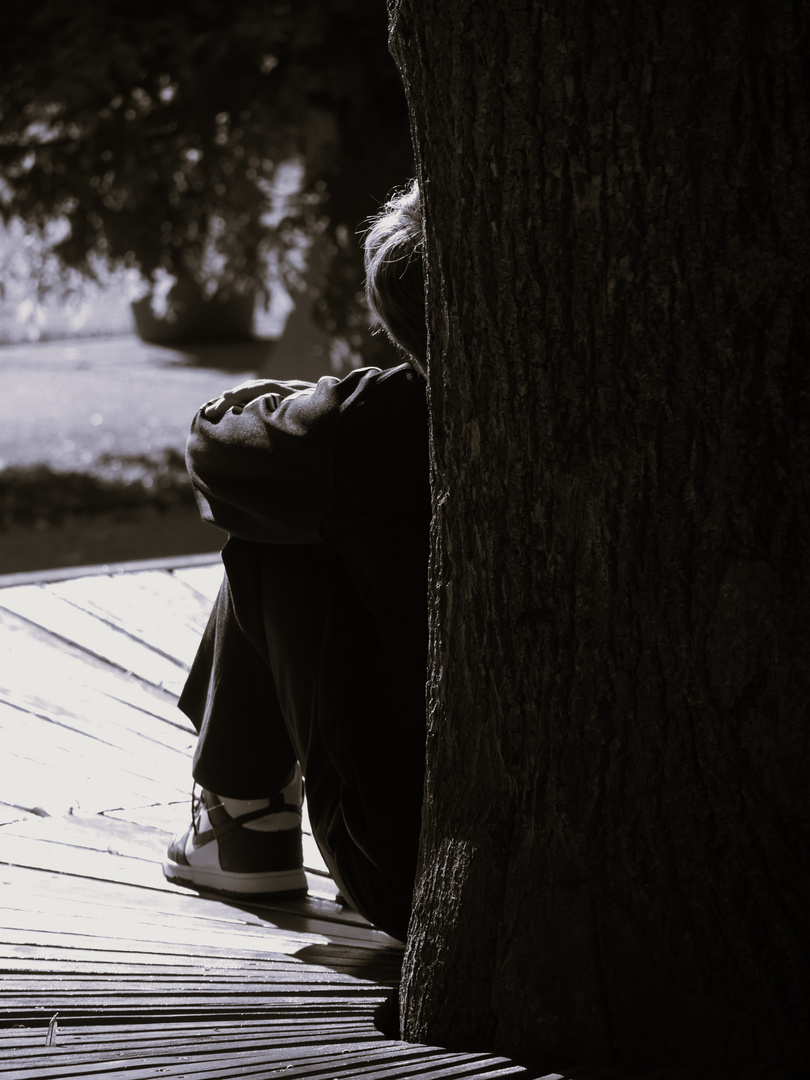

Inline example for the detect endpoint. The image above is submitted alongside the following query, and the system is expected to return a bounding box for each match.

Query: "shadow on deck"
[0,554,547,1079]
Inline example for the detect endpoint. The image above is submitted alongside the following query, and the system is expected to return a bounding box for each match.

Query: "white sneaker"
[162,765,307,897]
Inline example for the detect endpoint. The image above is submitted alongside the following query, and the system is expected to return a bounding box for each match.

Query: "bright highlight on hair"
[363,180,426,372]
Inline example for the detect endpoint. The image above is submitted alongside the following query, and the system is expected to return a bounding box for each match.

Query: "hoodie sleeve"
[185,368,382,544]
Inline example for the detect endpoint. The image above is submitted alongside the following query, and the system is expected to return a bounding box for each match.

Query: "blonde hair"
[363,180,426,371]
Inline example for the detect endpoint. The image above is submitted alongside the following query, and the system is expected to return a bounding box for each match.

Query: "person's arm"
[199,378,315,422]
[186,369,380,545]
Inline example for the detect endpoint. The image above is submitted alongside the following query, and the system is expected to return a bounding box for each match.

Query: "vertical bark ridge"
[391,0,809,1068]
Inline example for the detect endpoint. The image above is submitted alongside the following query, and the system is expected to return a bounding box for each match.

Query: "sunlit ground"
[0,266,346,574]
[0,201,385,574]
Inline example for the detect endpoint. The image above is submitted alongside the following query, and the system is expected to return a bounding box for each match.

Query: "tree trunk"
[389,0,810,1071]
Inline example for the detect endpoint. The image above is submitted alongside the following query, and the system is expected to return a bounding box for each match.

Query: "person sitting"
[163,180,428,943]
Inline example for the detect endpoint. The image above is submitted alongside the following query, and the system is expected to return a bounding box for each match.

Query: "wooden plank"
[0,828,180,893]
[0,1035,381,1058]
[0,857,396,951]
[0,702,190,803]
[0,1019,377,1041]
[0,906,336,965]
[0,710,187,815]
[0,551,222,590]
[0,1032,422,1064]
[0,670,195,759]
[48,572,209,668]
[1,562,552,1080]
[0,893,394,957]
[0,584,188,693]
[4,1031,396,1063]
[55,567,215,628]
[0,959,398,987]
[0,944,311,973]
[0,963,344,985]
[0,1047,398,1080]
[1,976,387,998]
[0,864,368,946]
[0,1043,536,1080]
[2,1017,385,1036]
[0,918,389,969]
[0,754,91,819]
[0,608,195,743]
[0,813,345,921]
[0,746,167,819]
[0,1060,535,1080]
[3,989,386,1011]
[256,1056,533,1080]
[0,955,300,975]
[171,565,223,603]
[0,802,33,825]
[0,887,354,957]
[1,995,386,1015]
[0,699,191,814]
[0,1019,376,1044]
[0,922,323,962]
[1,809,172,862]
[0,1027,404,1078]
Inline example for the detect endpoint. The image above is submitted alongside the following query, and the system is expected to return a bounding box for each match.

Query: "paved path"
[0,327,343,475]
[0,329,346,574]
[0,336,264,474]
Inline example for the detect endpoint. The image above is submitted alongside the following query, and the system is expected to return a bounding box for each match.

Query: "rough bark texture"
[389,0,809,1071]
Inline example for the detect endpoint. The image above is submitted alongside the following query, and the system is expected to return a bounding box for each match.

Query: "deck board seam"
[35,590,195,670]
[0,552,222,590]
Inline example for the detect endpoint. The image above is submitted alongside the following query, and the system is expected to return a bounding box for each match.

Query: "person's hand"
[201,380,283,422]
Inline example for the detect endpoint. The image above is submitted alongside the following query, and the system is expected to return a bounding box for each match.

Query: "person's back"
[163,183,430,941]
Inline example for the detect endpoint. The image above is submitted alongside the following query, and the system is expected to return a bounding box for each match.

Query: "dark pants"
[178,538,421,941]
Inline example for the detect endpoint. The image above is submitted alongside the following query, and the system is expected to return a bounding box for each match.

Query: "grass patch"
[0,449,195,528]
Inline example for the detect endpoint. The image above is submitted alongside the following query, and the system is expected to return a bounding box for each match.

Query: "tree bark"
[389,0,810,1070]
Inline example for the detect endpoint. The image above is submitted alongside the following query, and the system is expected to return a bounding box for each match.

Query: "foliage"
[0,0,411,347]
[0,452,193,528]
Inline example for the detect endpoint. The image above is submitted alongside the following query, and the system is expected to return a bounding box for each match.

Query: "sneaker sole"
[162,858,308,898]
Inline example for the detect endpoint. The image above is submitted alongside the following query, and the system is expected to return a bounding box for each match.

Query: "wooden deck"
[0,554,544,1080]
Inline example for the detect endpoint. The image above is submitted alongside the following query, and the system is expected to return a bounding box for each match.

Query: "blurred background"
[0,0,412,574]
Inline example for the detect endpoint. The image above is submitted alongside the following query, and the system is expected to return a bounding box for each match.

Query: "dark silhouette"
[391,0,810,1072]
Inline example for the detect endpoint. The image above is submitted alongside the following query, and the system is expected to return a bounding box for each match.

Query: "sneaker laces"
[190,785,203,837]
[190,785,218,836]
[189,784,300,835]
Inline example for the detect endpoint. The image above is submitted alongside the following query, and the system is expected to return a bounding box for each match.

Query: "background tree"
[0,0,411,359]
[390,0,809,1072]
